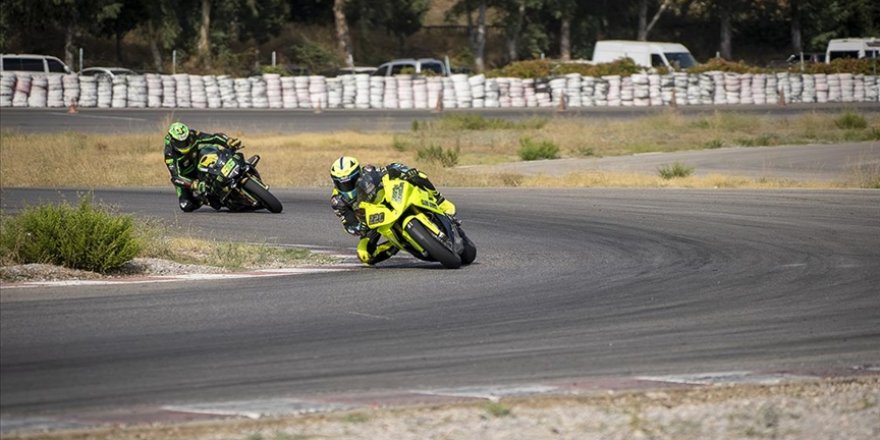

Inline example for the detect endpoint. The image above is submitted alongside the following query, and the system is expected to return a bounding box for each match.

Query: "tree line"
[1,0,877,74]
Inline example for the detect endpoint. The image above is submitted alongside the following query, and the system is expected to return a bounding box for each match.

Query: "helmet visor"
[332,168,360,194]
[171,136,193,153]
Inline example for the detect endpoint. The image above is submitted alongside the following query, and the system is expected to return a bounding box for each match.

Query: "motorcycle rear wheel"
[243,179,283,213]
[407,221,461,269]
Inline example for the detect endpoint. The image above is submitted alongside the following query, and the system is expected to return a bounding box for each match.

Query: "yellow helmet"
[330,156,361,199]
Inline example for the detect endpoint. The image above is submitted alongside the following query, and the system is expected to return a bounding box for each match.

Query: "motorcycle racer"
[164,122,243,212]
[329,156,455,265]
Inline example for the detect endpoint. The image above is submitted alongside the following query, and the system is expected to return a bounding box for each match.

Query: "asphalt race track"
[2,102,879,134]
[1,186,879,421]
[2,106,880,428]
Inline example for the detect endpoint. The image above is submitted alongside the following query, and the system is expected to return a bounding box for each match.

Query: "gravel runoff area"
[5,376,877,440]
[0,258,229,283]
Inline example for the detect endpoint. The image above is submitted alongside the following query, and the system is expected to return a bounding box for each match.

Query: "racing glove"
[227,137,243,150]
[190,179,207,196]
[401,168,419,181]
[345,222,369,237]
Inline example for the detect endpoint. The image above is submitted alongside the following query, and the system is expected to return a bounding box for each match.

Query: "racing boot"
[177,186,202,212]
[357,234,399,265]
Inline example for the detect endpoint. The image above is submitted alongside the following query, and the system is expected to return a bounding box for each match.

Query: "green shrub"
[658,162,695,179]
[0,196,142,273]
[485,402,512,417]
[260,65,288,75]
[518,137,560,161]
[576,146,597,157]
[439,113,515,130]
[490,58,644,78]
[688,58,767,74]
[291,37,340,73]
[738,134,780,147]
[417,144,460,167]
[392,135,410,151]
[803,58,878,75]
[556,58,643,77]
[416,114,547,131]
[835,112,868,130]
[487,59,553,78]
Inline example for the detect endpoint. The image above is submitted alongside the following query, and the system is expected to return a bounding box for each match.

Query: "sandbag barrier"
[1,71,878,109]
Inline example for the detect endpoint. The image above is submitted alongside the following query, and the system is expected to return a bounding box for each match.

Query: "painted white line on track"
[49,112,149,122]
[415,385,560,402]
[638,371,816,386]
[2,266,358,289]
[163,398,353,419]
[347,311,393,321]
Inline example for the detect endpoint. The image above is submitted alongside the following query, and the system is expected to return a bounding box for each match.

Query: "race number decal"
[221,160,237,176]
[392,183,404,203]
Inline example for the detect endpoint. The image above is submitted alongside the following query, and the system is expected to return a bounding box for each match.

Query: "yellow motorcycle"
[356,174,476,269]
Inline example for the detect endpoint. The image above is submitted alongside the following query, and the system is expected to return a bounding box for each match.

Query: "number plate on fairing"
[221,160,237,176]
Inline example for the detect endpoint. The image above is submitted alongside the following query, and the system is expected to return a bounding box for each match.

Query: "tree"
[474,0,487,72]
[546,0,577,60]
[96,0,148,64]
[196,0,212,68]
[637,0,673,41]
[334,0,354,67]
[718,0,732,58]
[789,0,802,52]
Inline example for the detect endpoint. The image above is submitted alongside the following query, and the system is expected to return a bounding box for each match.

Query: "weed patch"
[485,402,512,417]
[835,112,868,130]
[413,113,547,131]
[519,137,560,161]
[0,196,141,273]
[417,144,460,167]
[658,162,695,179]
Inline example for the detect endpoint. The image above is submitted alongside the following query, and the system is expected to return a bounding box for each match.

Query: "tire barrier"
[1,71,878,109]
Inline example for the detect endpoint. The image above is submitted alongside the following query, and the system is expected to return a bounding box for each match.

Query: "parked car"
[0,53,71,75]
[336,66,377,75]
[825,38,880,63]
[79,67,137,79]
[372,58,450,76]
[591,40,697,70]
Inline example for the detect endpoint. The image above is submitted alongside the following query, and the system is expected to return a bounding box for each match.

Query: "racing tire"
[407,221,462,269]
[459,228,477,266]
[243,179,283,213]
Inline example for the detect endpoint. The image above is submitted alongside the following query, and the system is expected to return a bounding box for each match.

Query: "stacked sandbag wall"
[1,71,878,109]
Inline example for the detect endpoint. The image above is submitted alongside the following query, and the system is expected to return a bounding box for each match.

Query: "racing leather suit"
[330,163,455,265]
[164,130,240,212]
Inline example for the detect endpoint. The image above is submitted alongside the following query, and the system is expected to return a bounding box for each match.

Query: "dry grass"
[432,170,843,189]
[1,111,877,189]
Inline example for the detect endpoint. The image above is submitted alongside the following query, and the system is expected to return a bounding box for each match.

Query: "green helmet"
[168,122,193,153]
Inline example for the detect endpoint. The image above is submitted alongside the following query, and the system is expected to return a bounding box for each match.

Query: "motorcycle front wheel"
[243,179,283,213]
[407,221,461,269]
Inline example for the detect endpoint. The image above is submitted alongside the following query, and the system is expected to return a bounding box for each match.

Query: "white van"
[592,40,696,70]
[0,54,72,75]
[825,38,880,63]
